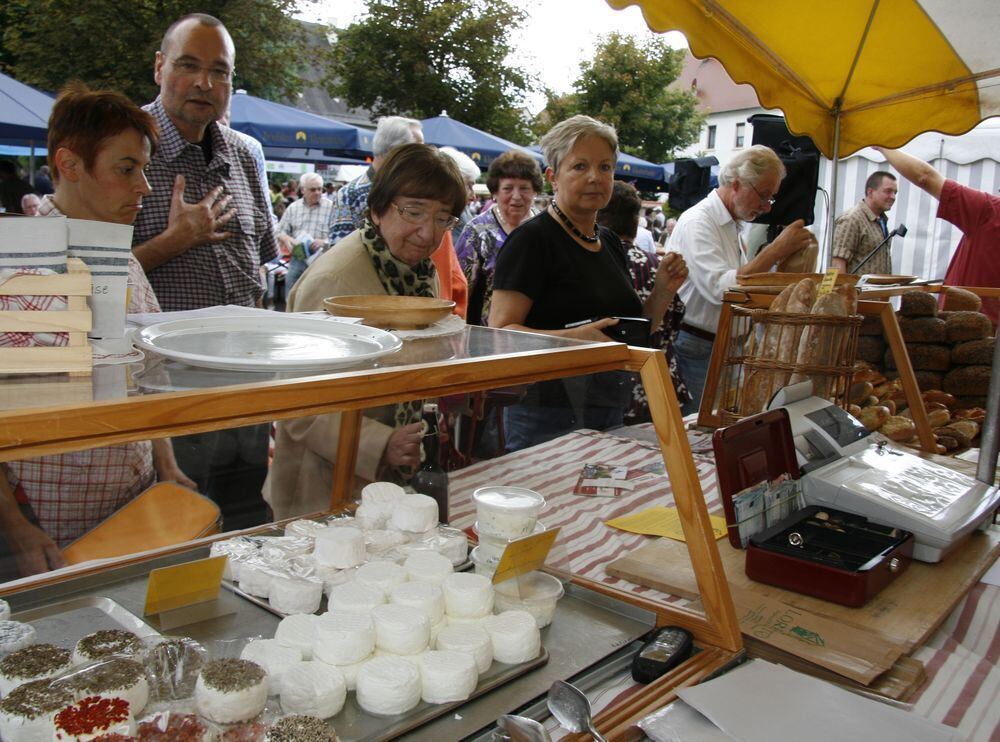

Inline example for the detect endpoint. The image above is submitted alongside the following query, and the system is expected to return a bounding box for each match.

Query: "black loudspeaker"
[668,155,718,212]
[749,114,820,226]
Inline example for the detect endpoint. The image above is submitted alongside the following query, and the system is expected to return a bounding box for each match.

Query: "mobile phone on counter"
[631,626,694,683]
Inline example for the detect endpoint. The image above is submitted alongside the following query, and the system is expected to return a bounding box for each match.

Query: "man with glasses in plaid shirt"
[130,13,277,528]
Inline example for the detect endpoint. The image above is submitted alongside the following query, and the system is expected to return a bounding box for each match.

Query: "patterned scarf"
[360,217,437,478]
[360,218,437,298]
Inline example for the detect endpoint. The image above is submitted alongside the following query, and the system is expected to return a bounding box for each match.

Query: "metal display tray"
[14,595,160,649]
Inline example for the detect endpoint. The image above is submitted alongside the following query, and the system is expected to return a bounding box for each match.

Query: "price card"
[492,527,560,584]
[66,219,133,339]
[144,556,227,616]
[817,267,839,298]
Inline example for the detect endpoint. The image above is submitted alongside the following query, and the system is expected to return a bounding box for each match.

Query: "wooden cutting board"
[607,527,1000,654]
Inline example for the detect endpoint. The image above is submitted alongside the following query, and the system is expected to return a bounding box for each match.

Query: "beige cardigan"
[262,230,439,519]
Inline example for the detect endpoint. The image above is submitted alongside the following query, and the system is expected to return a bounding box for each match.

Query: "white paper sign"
[0,215,68,273]
[67,219,134,339]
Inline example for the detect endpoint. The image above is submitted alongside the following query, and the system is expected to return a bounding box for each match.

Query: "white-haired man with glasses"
[670,144,813,414]
[130,12,277,531]
[328,115,424,246]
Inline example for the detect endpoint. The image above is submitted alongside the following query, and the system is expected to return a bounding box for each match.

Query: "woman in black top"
[490,115,688,451]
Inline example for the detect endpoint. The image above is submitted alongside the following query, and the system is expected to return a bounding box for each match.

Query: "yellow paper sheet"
[605,506,727,541]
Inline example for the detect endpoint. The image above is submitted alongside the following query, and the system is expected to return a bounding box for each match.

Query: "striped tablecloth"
[447,425,1000,741]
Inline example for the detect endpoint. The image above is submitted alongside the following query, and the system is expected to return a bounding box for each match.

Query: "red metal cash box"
[713,409,914,607]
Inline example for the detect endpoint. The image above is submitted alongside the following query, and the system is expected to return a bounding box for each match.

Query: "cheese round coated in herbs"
[73,629,143,663]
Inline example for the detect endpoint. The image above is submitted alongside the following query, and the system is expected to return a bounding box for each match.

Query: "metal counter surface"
[6,547,655,740]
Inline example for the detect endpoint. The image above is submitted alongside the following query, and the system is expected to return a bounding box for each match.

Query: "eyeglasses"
[168,58,234,84]
[391,203,459,231]
[747,181,777,206]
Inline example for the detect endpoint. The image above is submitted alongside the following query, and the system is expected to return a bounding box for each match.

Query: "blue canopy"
[229,92,371,156]
[0,72,53,146]
[527,145,667,188]
[420,115,542,169]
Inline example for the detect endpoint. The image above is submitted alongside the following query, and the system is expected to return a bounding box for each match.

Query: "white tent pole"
[823,112,842,268]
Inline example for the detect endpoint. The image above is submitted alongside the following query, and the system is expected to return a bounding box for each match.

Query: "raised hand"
[167,174,237,252]
[656,251,689,294]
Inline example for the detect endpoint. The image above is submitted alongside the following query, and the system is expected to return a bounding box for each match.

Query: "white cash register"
[768,383,1000,562]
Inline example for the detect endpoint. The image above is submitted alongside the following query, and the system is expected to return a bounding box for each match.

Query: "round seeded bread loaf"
[945,311,992,343]
[950,337,996,365]
[903,343,951,371]
[858,335,886,365]
[943,365,992,396]
[943,287,982,312]
[899,316,947,343]
[899,291,938,317]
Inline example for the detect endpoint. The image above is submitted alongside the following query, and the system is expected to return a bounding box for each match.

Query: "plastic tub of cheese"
[474,521,547,563]
[469,545,497,578]
[472,486,545,540]
[493,571,564,628]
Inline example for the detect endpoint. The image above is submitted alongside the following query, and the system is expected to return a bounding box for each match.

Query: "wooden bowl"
[323,295,455,329]
[861,274,917,285]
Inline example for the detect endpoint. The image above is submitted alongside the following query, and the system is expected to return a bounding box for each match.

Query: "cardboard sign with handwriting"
[492,528,560,584]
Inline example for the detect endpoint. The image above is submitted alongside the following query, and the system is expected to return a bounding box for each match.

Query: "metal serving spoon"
[547,679,608,742]
[496,714,551,742]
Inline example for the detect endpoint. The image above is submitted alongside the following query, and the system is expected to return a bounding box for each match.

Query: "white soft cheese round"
[237,562,277,599]
[313,526,365,569]
[355,657,421,717]
[434,623,494,674]
[481,610,541,664]
[283,519,327,539]
[195,659,268,724]
[442,573,494,619]
[371,604,430,656]
[269,576,323,616]
[355,561,408,599]
[402,550,454,585]
[0,600,11,622]
[361,482,405,521]
[0,644,71,696]
[390,581,445,625]
[418,650,478,704]
[391,494,439,533]
[275,614,319,661]
[279,661,346,719]
[325,581,384,615]
[240,639,301,695]
[0,622,37,659]
[313,612,375,666]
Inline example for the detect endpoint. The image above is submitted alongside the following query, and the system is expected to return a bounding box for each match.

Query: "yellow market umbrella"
[608,0,1000,253]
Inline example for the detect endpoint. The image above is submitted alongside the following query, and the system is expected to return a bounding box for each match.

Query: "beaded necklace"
[551,201,599,244]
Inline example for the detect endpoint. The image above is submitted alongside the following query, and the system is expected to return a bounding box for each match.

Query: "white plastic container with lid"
[474,520,547,563]
[472,486,545,540]
[493,571,565,628]
[469,546,497,578]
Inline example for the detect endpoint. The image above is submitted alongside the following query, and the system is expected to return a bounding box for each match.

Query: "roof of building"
[673,53,761,114]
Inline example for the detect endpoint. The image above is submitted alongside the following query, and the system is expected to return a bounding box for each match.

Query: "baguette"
[789,291,848,397]
[740,279,816,414]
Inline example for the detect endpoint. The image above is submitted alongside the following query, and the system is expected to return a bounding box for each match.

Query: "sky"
[297,0,688,113]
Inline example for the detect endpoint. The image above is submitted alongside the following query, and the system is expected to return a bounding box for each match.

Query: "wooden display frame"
[697,290,937,453]
[0,257,92,375]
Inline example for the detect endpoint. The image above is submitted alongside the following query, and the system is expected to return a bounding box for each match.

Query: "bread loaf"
[879,415,916,442]
[857,336,886,365]
[899,291,937,317]
[943,365,992,396]
[857,405,890,431]
[933,423,974,449]
[740,279,816,414]
[904,343,951,371]
[789,292,849,398]
[943,287,982,312]
[945,311,991,343]
[950,337,995,365]
[776,233,818,273]
[921,390,956,408]
[898,316,947,344]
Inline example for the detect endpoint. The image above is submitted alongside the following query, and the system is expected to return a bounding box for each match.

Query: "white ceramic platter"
[132,315,402,372]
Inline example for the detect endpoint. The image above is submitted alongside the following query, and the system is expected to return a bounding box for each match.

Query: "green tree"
[1,0,312,104]
[328,0,536,143]
[533,33,703,163]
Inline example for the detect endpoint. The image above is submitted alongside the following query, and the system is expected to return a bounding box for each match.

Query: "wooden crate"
[0,258,92,375]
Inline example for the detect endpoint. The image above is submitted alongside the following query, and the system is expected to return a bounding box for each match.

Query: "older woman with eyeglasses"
[489,115,688,451]
[455,150,544,326]
[264,143,467,519]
